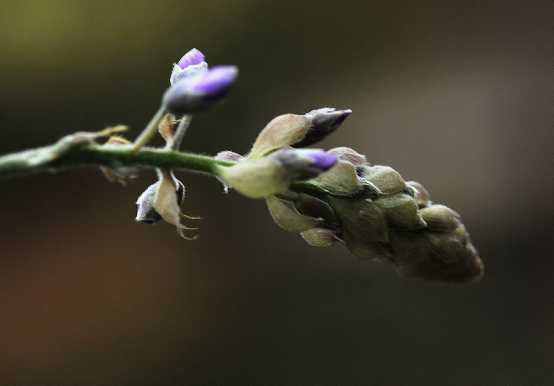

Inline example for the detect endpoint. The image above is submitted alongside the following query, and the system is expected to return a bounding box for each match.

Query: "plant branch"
[0,138,232,180]
[0,131,334,200]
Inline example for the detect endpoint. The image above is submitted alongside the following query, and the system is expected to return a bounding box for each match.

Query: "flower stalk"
[0,47,484,283]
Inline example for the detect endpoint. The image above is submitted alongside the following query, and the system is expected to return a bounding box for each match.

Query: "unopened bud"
[294,194,340,230]
[293,108,352,148]
[406,181,431,207]
[327,197,388,242]
[217,148,337,198]
[420,204,461,232]
[136,179,185,225]
[389,232,430,265]
[328,147,368,167]
[373,193,426,229]
[300,228,338,247]
[343,228,391,262]
[269,148,337,181]
[426,227,468,263]
[266,196,320,232]
[163,65,238,114]
[361,165,407,195]
[312,160,365,196]
[170,48,208,86]
[248,108,351,159]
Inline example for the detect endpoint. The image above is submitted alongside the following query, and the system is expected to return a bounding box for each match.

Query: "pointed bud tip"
[310,108,352,128]
[177,48,205,69]
[293,108,352,148]
[332,109,352,126]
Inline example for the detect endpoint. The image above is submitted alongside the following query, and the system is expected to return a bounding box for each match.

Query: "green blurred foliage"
[0,0,552,384]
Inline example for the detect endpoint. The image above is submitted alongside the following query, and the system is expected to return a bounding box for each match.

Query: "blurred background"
[0,1,552,384]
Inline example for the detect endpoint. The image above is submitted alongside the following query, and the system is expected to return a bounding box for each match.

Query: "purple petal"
[306,151,337,171]
[193,65,238,100]
[177,48,205,69]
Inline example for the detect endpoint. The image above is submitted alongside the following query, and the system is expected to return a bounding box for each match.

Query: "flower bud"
[135,182,162,224]
[136,178,185,225]
[388,231,430,265]
[328,147,367,167]
[301,228,338,247]
[266,196,320,232]
[216,157,292,198]
[311,160,364,196]
[293,108,352,148]
[163,65,238,115]
[406,181,431,207]
[170,48,208,86]
[293,194,340,230]
[420,204,461,232]
[248,108,351,159]
[373,193,426,229]
[248,114,312,159]
[217,149,337,198]
[425,227,468,263]
[361,165,407,195]
[343,228,391,262]
[327,197,388,242]
[268,148,337,181]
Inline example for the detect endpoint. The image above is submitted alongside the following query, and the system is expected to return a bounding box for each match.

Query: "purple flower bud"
[293,108,352,148]
[193,66,238,100]
[305,151,337,171]
[163,65,238,115]
[269,148,338,181]
[170,48,209,86]
[177,48,205,69]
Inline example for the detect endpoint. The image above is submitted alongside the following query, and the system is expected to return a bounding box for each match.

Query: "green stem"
[0,141,233,180]
[131,106,166,152]
[0,135,332,198]
[59,145,234,174]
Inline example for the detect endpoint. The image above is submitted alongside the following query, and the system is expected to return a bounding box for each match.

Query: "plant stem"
[131,106,166,152]
[0,142,233,180]
[171,115,192,151]
[0,136,331,198]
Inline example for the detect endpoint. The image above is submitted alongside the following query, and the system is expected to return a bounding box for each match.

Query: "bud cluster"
[268,147,484,283]
[215,108,351,198]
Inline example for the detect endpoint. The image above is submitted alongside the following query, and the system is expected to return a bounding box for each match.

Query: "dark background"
[0,1,552,384]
